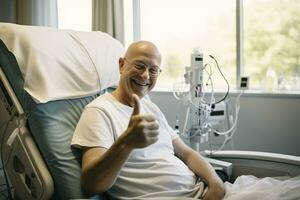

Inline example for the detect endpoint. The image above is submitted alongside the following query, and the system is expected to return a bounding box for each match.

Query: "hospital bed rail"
[0,66,54,199]
[204,150,300,182]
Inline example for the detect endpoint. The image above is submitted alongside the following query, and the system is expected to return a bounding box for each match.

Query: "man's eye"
[134,63,146,70]
[149,68,158,74]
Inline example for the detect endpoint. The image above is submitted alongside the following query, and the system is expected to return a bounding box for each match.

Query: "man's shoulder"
[141,97,161,114]
[86,92,113,109]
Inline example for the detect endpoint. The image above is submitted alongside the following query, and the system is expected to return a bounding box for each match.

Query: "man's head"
[117,41,161,103]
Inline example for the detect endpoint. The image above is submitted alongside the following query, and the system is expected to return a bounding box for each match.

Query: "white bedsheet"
[0,23,124,103]
[224,175,300,200]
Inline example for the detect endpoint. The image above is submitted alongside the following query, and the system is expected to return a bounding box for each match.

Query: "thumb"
[131,94,140,116]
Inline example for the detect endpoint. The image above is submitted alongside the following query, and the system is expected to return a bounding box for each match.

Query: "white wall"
[149,91,300,156]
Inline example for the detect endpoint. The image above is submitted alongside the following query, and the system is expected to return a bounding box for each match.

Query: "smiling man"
[71,41,224,200]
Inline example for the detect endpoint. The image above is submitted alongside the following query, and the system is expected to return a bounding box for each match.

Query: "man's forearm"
[81,133,133,194]
[188,151,225,200]
[186,150,222,186]
[173,138,225,199]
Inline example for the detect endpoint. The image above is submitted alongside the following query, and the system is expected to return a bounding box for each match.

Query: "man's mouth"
[132,79,149,86]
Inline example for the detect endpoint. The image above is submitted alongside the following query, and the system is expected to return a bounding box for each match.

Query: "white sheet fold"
[224,175,300,200]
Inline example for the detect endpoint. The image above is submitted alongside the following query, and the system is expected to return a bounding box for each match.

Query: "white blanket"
[224,175,300,200]
[0,23,124,103]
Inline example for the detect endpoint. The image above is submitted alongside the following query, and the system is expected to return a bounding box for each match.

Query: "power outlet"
[240,76,249,89]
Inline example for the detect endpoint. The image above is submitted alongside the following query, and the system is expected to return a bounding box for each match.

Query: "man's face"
[119,49,161,99]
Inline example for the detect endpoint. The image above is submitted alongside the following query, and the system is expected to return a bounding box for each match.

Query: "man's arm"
[173,138,225,200]
[80,94,159,195]
[81,139,131,195]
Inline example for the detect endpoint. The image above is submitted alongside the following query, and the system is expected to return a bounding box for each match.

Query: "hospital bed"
[0,23,300,200]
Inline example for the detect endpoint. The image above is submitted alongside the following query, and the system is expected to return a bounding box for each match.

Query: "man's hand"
[203,179,225,200]
[122,94,160,149]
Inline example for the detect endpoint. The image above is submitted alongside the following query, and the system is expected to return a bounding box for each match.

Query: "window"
[136,0,236,90]
[57,0,92,31]
[125,0,300,92]
[244,0,300,91]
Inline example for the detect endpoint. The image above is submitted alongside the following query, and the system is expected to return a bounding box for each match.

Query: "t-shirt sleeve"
[163,115,179,140]
[71,106,114,149]
[155,106,179,141]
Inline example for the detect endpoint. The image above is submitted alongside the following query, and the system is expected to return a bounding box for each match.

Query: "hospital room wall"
[149,92,300,156]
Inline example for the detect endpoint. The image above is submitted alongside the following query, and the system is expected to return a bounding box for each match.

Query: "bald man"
[71,41,225,200]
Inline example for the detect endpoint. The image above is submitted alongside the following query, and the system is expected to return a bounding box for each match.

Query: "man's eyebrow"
[134,60,145,64]
[133,59,147,63]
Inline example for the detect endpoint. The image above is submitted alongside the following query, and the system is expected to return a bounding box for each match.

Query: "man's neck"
[111,89,133,107]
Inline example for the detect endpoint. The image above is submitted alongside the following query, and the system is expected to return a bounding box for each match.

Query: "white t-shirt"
[72,93,204,199]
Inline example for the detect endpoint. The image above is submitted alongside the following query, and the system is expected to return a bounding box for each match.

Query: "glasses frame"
[123,58,162,77]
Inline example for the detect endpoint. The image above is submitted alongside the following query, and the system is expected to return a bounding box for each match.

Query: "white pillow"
[0,23,124,103]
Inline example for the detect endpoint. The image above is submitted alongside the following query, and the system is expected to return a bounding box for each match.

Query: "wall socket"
[240,76,249,89]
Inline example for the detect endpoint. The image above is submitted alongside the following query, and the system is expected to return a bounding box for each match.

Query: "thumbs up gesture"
[131,93,141,116]
[123,94,160,149]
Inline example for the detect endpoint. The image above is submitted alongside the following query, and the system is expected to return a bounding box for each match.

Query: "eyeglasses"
[124,58,162,77]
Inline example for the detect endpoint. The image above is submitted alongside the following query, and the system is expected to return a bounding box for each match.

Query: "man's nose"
[141,68,150,79]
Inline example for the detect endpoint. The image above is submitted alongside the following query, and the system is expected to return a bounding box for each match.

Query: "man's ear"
[119,57,124,74]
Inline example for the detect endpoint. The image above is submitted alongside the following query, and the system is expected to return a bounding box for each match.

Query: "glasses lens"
[149,68,160,76]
